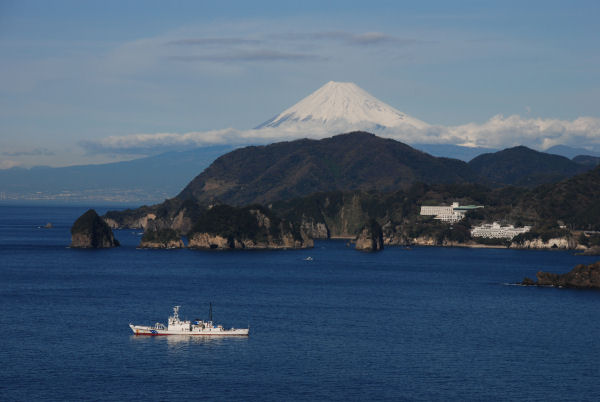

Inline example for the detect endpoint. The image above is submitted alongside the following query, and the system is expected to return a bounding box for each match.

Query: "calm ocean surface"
[1,205,599,401]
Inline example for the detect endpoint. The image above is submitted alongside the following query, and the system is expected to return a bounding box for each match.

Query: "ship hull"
[129,324,249,336]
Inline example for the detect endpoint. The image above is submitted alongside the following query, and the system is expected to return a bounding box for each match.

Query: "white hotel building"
[470,222,531,239]
[420,202,483,223]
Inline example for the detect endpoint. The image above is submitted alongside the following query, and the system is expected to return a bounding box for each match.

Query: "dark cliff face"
[103,198,206,235]
[177,132,475,206]
[187,204,312,250]
[139,228,184,249]
[70,209,119,248]
[272,185,484,242]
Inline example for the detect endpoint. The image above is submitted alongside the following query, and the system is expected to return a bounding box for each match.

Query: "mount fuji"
[255,81,428,133]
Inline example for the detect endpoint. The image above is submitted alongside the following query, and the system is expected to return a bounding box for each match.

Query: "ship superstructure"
[129,305,249,336]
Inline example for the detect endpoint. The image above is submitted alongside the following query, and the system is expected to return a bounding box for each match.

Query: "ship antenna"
[209,302,213,322]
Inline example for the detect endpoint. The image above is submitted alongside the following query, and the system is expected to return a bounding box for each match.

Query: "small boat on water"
[129,305,249,336]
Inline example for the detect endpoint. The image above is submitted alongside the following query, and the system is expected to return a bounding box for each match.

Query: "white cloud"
[442,115,600,150]
[80,128,244,154]
[79,127,311,155]
[79,114,600,155]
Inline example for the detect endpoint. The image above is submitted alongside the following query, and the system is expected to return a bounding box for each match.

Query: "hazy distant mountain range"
[545,145,600,159]
[410,144,498,161]
[0,146,233,204]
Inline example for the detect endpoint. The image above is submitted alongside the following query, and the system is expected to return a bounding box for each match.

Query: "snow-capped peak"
[255,81,428,132]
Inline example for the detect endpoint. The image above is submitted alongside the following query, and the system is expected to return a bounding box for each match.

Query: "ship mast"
[209,302,212,322]
[173,305,180,322]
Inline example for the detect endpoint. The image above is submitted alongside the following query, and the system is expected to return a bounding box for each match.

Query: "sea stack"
[355,220,384,252]
[70,209,120,248]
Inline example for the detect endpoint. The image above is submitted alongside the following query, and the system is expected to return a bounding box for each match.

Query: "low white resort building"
[420,202,483,223]
[470,222,531,239]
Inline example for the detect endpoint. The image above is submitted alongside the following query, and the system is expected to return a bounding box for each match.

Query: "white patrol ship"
[129,305,249,336]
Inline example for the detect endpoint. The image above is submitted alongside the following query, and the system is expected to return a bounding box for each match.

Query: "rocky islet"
[522,261,600,289]
[70,209,119,248]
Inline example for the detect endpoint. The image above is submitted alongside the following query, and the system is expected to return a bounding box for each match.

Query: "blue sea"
[1,205,599,401]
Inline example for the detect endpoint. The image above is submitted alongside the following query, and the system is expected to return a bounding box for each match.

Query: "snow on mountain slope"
[255,81,428,133]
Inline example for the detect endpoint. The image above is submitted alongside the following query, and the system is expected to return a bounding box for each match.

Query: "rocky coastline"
[186,205,313,250]
[102,206,592,251]
[139,228,184,249]
[98,202,595,252]
[510,236,576,250]
[187,232,312,250]
[522,261,600,289]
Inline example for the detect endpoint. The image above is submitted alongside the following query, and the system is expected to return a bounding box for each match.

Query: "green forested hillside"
[469,146,588,187]
[177,132,475,206]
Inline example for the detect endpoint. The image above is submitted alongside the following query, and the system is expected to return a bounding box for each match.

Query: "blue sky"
[1,0,599,167]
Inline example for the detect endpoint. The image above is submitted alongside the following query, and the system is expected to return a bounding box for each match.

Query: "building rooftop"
[454,205,484,210]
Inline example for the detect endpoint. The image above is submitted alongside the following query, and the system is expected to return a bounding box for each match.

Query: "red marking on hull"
[133,333,248,336]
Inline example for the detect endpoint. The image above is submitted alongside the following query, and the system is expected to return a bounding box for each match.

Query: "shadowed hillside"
[469,146,588,187]
[516,165,600,230]
[177,132,475,206]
